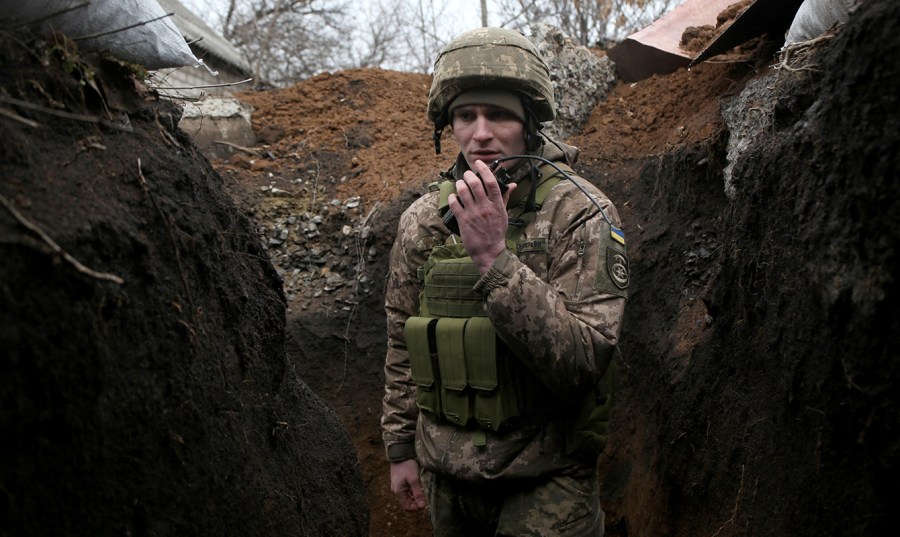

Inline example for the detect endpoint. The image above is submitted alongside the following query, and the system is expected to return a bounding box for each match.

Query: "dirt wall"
[0,34,368,536]
[579,1,899,535]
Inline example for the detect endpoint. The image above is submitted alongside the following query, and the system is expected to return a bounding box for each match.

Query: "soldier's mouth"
[472,151,501,161]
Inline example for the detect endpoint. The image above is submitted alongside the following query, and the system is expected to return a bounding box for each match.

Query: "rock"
[528,23,617,140]
[179,97,256,159]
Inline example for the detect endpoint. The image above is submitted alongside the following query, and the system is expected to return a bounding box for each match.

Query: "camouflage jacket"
[381,139,627,481]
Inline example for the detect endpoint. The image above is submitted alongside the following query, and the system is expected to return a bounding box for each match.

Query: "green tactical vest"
[405,161,617,455]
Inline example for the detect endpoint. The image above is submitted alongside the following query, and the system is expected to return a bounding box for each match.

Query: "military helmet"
[427,27,556,131]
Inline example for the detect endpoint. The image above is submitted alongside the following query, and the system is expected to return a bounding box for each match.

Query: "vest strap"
[437,160,572,221]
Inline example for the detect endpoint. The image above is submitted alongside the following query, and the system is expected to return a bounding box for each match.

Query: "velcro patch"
[610,226,625,246]
[517,238,548,254]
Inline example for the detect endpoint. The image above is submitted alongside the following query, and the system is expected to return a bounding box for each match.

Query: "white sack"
[1,0,201,69]
[785,0,855,46]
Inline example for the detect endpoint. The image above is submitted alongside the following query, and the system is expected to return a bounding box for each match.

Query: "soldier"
[382,27,629,536]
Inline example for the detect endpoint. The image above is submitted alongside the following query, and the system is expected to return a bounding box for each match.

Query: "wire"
[491,155,614,226]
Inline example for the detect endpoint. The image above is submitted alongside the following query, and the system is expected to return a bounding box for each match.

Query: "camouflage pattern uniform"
[382,138,627,535]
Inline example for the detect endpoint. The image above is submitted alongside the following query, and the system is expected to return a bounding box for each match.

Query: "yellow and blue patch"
[610,226,625,246]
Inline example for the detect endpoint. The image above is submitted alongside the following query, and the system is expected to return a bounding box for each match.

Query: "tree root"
[0,193,124,284]
[774,33,836,72]
[137,158,196,318]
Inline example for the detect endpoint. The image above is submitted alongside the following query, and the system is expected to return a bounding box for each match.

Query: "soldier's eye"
[487,110,517,122]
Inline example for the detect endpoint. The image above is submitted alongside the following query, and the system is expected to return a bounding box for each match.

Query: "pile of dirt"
[680,0,754,55]
[2,1,897,536]
[230,67,442,203]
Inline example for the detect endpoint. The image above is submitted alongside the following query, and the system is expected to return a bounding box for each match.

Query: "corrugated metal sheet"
[609,0,807,81]
[608,0,736,82]
[691,0,805,65]
[157,0,251,74]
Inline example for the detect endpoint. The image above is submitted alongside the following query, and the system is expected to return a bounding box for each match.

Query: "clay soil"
[2,1,898,536]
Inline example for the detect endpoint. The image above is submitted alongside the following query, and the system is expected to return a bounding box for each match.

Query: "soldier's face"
[451,104,526,169]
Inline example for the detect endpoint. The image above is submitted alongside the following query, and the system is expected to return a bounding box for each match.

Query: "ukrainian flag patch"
[610,226,625,246]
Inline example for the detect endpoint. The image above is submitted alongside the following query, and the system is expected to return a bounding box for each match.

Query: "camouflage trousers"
[420,468,604,537]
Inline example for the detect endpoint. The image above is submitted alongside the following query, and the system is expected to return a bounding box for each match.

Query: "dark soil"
[0,32,367,536]
[2,1,898,536]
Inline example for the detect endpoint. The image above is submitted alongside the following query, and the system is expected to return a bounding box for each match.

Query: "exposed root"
[711,464,746,537]
[155,110,181,148]
[0,105,41,127]
[137,158,196,318]
[63,136,107,166]
[334,201,381,396]
[774,33,837,72]
[0,193,124,284]
[160,77,253,92]
[212,140,260,157]
[0,94,133,132]
[150,74,253,102]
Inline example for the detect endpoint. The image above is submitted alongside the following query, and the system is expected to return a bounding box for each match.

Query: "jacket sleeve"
[473,182,628,401]
[381,196,438,462]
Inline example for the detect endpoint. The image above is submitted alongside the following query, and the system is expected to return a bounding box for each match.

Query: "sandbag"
[1,0,201,69]
[785,0,855,45]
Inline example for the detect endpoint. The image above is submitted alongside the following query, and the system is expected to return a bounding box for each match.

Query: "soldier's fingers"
[455,176,477,207]
[502,182,518,205]
[474,159,510,200]
[462,170,484,193]
[400,490,425,511]
[410,480,427,510]
[471,160,500,198]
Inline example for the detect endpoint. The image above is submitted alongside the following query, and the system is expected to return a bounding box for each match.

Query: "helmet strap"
[522,107,539,212]
[433,127,443,154]
[433,113,450,154]
[523,105,544,153]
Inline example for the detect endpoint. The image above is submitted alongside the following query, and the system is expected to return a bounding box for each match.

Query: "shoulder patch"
[606,247,629,290]
[595,223,629,297]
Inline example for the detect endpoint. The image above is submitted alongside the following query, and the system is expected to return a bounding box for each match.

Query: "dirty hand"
[390,459,427,511]
[449,159,517,275]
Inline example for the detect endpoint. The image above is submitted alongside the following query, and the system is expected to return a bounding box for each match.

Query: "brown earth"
[2,1,898,536]
[680,0,753,55]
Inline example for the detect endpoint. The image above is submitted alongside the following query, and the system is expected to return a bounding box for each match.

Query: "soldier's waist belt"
[405,315,561,432]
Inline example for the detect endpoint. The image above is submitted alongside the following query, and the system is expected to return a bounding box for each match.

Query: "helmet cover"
[428,27,555,129]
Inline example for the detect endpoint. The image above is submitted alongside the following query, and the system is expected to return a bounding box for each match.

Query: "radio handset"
[442,161,512,236]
